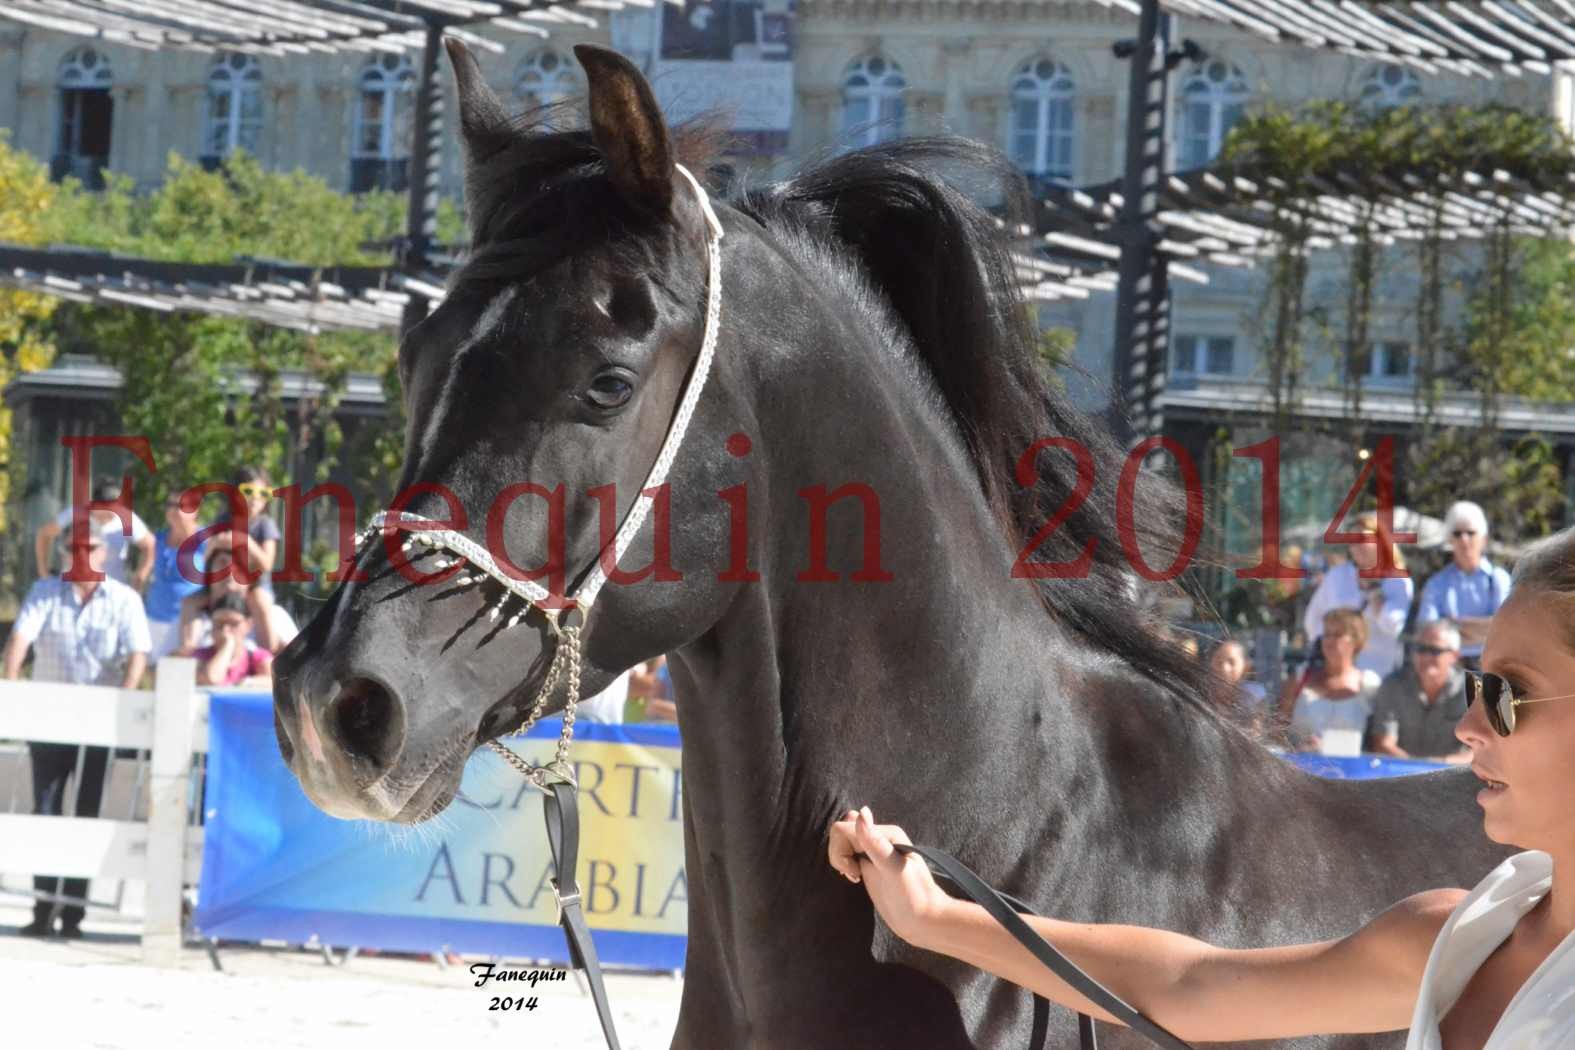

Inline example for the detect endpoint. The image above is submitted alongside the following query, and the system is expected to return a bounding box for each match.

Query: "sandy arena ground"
[0,904,683,1050]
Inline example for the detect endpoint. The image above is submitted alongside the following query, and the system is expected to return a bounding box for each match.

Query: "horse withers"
[272,41,1505,1049]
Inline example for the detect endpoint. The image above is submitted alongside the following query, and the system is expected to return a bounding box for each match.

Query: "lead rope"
[893,843,1196,1050]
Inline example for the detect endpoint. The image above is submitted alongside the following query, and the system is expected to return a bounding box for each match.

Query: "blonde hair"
[1356,512,1407,573]
[1323,607,1368,652]
[1508,525,1575,650]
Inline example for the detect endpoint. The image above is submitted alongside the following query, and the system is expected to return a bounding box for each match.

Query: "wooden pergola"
[1083,0,1575,440]
[0,0,647,333]
[0,0,638,54]
[0,244,421,332]
[1022,161,1575,296]
[7,2,1575,368]
[1102,0,1575,74]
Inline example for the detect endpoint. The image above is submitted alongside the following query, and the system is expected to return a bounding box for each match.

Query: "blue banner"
[195,691,687,969]
[195,692,1450,968]
[1284,753,1449,779]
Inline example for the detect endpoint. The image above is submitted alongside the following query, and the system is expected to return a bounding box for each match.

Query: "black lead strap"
[543,782,624,1050]
[893,842,1196,1050]
[537,790,1191,1050]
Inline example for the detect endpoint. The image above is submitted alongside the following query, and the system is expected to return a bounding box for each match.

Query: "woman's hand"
[827,806,953,948]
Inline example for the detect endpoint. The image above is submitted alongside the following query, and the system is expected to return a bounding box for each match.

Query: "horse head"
[272,42,737,822]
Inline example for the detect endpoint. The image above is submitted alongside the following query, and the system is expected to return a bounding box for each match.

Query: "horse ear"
[443,36,512,162]
[573,44,674,215]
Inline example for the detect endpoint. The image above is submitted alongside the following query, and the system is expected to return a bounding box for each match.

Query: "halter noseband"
[349,162,724,789]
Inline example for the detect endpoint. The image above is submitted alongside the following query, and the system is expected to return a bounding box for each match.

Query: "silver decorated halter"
[350,163,724,792]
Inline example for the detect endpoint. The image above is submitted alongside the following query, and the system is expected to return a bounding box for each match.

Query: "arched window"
[1360,63,1422,109]
[516,49,578,113]
[1177,61,1249,170]
[54,46,113,189]
[842,55,906,148]
[203,53,263,168]
[1009,57,1076,185]
[351,53,415,193]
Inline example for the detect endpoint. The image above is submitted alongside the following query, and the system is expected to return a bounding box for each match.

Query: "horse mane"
[455,119,1210,704]
[739,138,1212,703]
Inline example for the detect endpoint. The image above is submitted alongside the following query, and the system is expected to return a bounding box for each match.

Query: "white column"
[941,39,971,132]
[142,657,195,967]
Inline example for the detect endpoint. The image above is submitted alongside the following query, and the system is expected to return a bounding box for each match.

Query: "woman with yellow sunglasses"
[203,465,284,652]
[830,526,1575,1048]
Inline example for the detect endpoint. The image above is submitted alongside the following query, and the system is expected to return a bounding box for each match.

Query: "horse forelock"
[451,118,726,283]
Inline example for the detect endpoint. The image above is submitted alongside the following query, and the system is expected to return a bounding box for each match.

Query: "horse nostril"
[328,678,405,776]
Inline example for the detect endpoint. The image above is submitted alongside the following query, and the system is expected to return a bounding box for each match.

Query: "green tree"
[4,149,445,600]
[1220,103,1575,544]
[0,135,62,529]
[1405,429,1563,545]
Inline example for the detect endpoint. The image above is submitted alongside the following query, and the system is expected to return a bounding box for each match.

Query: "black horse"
[272,41,1505,1049]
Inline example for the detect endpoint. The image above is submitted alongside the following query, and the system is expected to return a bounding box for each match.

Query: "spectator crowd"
[1202,499,1509,763]
[4,468,683,937]
[14,473,1494,937]
[5,468,290,936]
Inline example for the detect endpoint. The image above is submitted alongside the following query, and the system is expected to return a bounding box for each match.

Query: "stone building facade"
[2,2,1564,412]
[9,0,1575,624]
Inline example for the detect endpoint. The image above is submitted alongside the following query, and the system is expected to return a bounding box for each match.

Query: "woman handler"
[829,527,1575,1048]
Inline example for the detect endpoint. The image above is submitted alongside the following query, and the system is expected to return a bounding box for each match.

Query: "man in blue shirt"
[1416,500,1512,666]
[3,522,150,938]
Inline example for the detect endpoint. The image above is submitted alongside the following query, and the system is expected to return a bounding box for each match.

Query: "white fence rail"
[0,658,208,964]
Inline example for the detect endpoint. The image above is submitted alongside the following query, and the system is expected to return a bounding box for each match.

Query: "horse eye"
[586,373,634,409]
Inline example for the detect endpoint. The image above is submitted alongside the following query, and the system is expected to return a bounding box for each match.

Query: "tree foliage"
[1219,103,1575,543]
[0,145,463,596]
[1404,429,1564,544]
[32,152,410,510]
[0,134,62,528]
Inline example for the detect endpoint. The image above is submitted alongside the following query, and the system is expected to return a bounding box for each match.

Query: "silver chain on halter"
[346,163,725,794]
[347,521,587,792]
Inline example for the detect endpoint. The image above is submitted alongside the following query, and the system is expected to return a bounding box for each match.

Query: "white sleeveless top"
[1405,851,1575,1049]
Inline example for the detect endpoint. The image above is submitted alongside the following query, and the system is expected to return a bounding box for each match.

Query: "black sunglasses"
[1415,644,1455,656]
[1465,670,1575,737]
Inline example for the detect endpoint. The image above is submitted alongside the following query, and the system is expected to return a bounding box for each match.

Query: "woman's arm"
[196,635,239,686]
[246,535,277,575]
[175,592,205,656]
[1370,578,1413,641]
[830,809,1460,1043]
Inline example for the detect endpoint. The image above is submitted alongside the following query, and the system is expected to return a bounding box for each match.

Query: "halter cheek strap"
[353,162,723,638]
[348,162,723,791]
[339,166,722,1050]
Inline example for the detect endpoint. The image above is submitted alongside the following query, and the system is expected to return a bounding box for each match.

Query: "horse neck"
[667,296,1249,911]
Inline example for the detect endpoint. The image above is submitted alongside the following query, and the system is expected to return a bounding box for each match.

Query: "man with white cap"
[1415,500,1512,667]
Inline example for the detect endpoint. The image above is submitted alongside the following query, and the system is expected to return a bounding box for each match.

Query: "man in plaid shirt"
[3,520,150,938]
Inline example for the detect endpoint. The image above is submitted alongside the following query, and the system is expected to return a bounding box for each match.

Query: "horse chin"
[390,772,464,824]
[300,734,474,825]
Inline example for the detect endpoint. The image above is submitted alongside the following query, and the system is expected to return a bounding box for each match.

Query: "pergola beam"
[0,0,645,51]
[1095,0,1575,73]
